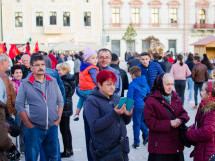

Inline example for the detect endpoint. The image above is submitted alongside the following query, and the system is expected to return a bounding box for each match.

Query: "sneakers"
[193,105,198,109]
[61,150,71,158]
[74,114,79,121]
[132,143,140,149]
[142,134,148,145]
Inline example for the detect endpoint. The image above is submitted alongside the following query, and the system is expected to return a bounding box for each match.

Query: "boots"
[61,149,71,158]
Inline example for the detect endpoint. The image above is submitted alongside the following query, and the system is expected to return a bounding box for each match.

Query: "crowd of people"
[0,48,215,161]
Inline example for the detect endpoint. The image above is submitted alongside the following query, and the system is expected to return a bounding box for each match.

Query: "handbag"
[158,99,194,148]
[91,117,124,161]
[6,115,21,137]
[209,153,215,161]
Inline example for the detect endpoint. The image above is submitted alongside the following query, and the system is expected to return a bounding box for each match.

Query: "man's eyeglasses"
[98,57,111,60]
[33,64,46,67]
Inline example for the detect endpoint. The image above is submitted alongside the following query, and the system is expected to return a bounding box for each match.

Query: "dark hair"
[98,48,111,56]
[201,53,213,70]
[168,54,173,58]
[187,54,194,62]
[73,54,79,59]
[11,65,23,75]
[140,52,150,58]
[96,70,117,85]
[43,52,48,56]
[30,52,44,66]
[111,53,119,61]
[194,56,200,62]
[177,55,183,66]
[153,53,160,60]
[163,56,168,62]
[129,66,141,77]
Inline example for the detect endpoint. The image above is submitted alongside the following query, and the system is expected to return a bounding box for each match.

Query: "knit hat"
[83,48,96,61]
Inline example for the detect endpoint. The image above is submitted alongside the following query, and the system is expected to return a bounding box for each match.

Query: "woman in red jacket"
[186,81,215,161]
[143,73,190,161]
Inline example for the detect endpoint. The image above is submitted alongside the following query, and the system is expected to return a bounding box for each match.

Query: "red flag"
[0,43,6,54]
[9,44,20,59]
[25,45,31,56]
[32,41,39,54]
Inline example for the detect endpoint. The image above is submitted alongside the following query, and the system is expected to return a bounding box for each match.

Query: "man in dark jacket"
[127,52,140,71]
[21,54,31,79]
[110,53,129,97]
[153,53,166,71]
[192,56,209,109]
[162,56,172,72]
[138,52,164,89]
[43,52,52,69]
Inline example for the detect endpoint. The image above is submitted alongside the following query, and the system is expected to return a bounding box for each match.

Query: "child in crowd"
[127,66,150,149]
[74,48,99,121]
[186,81,215,161]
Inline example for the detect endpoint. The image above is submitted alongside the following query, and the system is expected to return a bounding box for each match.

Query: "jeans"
[174,80,186,105]
[186,77,194,101]
[83,110,93,161]
[40,140,61,161]
[194,82,204,106]
[24,125,58,161]
[77,89,92,108]
[59,116,73,152]
[132,106,148,144]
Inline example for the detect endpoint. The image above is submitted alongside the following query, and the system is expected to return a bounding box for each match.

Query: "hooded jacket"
[143,90,190,154]
[127,76,150,107]
[84,87,131,160]
[186,101,215,161]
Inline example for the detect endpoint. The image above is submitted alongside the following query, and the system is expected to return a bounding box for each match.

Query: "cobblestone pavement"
[19,62,199,161]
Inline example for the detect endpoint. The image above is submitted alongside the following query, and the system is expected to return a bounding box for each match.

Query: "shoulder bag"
[158,99,194,148]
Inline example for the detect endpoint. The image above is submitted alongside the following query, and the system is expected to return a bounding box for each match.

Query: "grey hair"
[21,54,30,61]
[0,54,8,63]
[163,73,174,83]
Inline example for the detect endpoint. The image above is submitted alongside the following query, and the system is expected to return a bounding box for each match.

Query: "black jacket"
[185,60,195,78]
[61,74,76,117]
[110,64,129,97]
[163,61,172,73]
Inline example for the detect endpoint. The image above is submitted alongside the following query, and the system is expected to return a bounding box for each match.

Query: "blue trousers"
[194,82,204,106]
[40,139,61,161]
[132,106,148,144]
[187,77,194,101]
[24,125,58,161]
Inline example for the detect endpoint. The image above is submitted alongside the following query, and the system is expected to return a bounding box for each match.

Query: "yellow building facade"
[1,0,103,50]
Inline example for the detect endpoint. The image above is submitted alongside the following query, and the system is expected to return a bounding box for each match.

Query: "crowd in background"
[0,48,215,161]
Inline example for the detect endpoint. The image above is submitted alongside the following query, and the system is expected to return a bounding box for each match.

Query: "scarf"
[11,78,22,95]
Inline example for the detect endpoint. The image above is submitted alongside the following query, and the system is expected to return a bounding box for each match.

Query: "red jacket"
[186,101,215,161]
[143,90,189,154]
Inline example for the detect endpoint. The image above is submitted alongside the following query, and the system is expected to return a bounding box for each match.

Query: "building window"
[132,8,140,24]
[63,12,70,26]
[85,0,89,2]
[36,12,43,27]
[112,8,120,24]
[50,12,57,25]
[199,9,206,24]
[151,8,159,24]
[170,8,177,24]
[15,12,23,27]
[84,12,91,26]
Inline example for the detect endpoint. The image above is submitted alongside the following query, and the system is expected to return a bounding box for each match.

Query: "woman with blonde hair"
[56,62,76,158]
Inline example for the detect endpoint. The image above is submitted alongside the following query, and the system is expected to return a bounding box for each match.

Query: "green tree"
[122,23,137,52]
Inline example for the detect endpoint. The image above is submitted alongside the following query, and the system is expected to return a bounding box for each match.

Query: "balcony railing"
[194,23,215,29]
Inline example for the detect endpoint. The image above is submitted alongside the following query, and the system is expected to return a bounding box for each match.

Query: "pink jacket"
[170,62,191,80]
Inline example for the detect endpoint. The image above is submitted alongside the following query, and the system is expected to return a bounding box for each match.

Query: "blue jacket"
[138,61,163,89]
[84,87,131,159]
[127,76,150,107]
